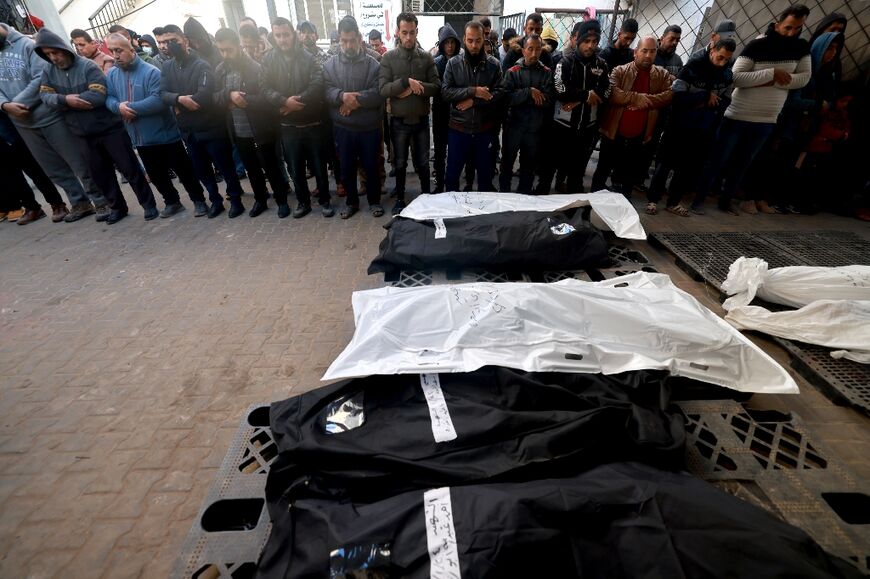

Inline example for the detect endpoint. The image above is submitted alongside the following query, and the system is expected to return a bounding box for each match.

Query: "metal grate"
[630,0,716,65]
[385,270,434,288]
[535,244,658,283]
[498,11,525,35]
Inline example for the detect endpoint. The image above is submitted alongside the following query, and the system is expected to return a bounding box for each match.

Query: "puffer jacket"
[106,55,182,146]
[260,44,324,127]
[599,62,674,143]
[0,23,60,129]
[378,44,440,124]
[502,57,553,132]
[442,51,505,133]
[34,28,123,137]
[322,49,382,131]
[553,50,611,130]
[160,48,225,140]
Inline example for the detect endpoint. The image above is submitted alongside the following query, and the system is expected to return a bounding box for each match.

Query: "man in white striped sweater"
[691,4,811,216]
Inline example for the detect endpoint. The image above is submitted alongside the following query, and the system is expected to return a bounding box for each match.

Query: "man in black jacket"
[160,24,246,218]
[550,20,611,193]
[433,24,460,193]
[214,27,290,218]
[323,16,384,219]
[502,13,553,71]
[261,17,334,218]
[499,35,553,194]
[600,18,638,72]
[442,21,504,192]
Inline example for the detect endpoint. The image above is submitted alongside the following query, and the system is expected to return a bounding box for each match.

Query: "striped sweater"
[724,30,811,124]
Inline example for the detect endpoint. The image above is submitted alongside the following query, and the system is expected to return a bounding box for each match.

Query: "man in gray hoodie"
[0,23,106,222]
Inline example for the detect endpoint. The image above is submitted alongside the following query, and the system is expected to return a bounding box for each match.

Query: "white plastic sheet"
[726,300,870,364]
[398,191,647,240]
[721,257,870,310]
[323,272,798,394]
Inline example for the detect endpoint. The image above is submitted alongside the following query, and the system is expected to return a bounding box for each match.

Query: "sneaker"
[292,203,311,218]
[51,205,69,222]
[17,208,46,225]
[248,200,267,218]
[143,206,159,220]
[94,204,111,222]
[739,200,758,215]
[64,203,96,222]
[340,204,358,219]
[391,199,406,216]
[208,202,225,218]
[0,211,7,222]
[228,200,245,218]
[193,201,209,217]
[320,202,335,218]
[106,209,128,224]
[5,208,25,222]
[277,203,290,218]
[370,204,385,217]
[756,200,776,214]
[160,203,185,218]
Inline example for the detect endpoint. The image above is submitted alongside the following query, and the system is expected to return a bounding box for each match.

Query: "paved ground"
[0,168,868,578]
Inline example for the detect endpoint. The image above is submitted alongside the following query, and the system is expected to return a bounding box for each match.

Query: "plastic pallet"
[170,404,276,579]
[384,268,530,287]
[677,400,870,573]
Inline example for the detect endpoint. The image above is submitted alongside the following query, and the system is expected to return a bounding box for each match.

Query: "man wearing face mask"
[323,16,384,219]
[213,27,289,218]
[442,20,504,193]
[160,23,248,218]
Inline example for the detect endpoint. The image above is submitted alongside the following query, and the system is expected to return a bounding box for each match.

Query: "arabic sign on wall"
[354,0,395,42]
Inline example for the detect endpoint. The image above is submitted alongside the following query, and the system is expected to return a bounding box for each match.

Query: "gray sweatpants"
[16,121,107,207]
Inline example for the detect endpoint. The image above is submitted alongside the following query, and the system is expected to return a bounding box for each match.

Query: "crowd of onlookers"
[0,5,867,227]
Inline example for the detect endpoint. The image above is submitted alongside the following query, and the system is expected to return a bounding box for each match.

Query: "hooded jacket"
[433,24,461,119]
[503,35,554,71]
[183,17,220,68]
[322,49,382,132]
[35,28,123,137]
[379,43,440,124]
[160,48,226,140]
[809,13,847,47]
[106,55,182,147]
[502,57,553,132]
[260,43,324,127]
[214,52,280,141]
[0,23,61,129]
[599,61,674,143]
[553,48,611,130]
[670,50,733,133]
[442,50,505,133]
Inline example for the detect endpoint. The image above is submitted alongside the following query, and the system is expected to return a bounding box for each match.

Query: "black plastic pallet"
[651,230,870,416]
[170,404,276,579]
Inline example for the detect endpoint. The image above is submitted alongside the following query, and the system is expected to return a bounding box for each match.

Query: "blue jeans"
[334,126,381,208]
[446,128,493,193]
[184,133,244,205]
[693,118,775,210]
[281,124,330,206]
[390,116,430,198]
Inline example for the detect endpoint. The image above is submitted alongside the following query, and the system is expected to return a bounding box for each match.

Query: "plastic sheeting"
[398,191,647,240]
[322,272,798,394]
[721,257,870,310]
[726,300,870,364]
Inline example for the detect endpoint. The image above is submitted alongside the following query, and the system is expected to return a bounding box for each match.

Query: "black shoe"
[277,203,290,218]
[168,169,177,180]
[340,204,358,219]
[214,171,224,183]
[160,203,185,218]
[389,167,396,177]
[228,200,245,218]
[94,204,110,222]
[292,203,311,218]
[391,199,406,216]
[193,201,208,217]
[237,172,248,180]
[143,206,159,221]
[106,209,128,224]
[320,202,335,218]
[208,202,225,218]
[249,200,267,217]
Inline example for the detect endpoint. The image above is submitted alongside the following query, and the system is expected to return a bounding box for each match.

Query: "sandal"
[666,204,690,217]
[370,204,385,217]
[340,205,358,219]
[645,202,658,215]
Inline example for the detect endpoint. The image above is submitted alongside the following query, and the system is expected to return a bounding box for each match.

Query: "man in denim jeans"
[378,12,440,214]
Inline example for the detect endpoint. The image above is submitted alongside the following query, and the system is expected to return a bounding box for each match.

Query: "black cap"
[622,18,638,34]
[297,20,317,34]
[502,27,518,40]
[572,19,601,39]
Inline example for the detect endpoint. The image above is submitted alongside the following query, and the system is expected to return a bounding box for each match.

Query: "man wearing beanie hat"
[503,13,554,71]
[600,18,637,71]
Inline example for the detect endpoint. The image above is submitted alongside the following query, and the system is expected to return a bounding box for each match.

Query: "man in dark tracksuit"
[550,21,611,193]
[160,25,246,218]
[214,28,290,218]
[261,17,334,218]
[35,28,158,225]
[323,16,384,219]
[433,24,461,193]
[442,21,504,192]
[499,35,553,194]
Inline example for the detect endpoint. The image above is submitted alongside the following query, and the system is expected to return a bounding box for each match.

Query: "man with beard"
[600,18,638,72]
[499,34,553,194]
[261,17,334,218]
[214,27,290,218]
[655,25,683,76]
[433,24,460,193]
[442,21,504,193]
[503,13,553,71]
[323,16,384,218]
[70,29,115,73]
[591,36,674,201]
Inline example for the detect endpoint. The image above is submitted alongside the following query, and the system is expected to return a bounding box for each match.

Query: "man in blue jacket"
[105,33,204,218]
[36,28,158,225]
[323,16,384,219]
